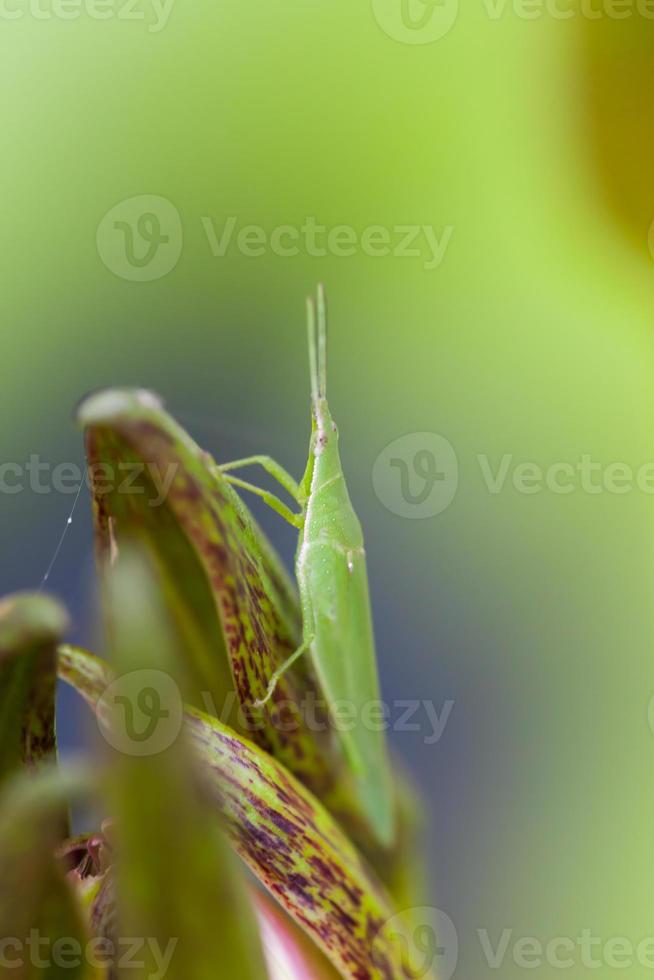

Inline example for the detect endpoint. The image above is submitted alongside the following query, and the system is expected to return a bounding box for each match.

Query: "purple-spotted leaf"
[58,643,434,980]
[97,549,267,980]
[0,593,68,783]
[0,765,105,979]
[76,388,369,830]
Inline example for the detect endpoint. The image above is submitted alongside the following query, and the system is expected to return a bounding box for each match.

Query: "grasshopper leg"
[252,635,315,707]
[219,473,303,528]
[219,455,300,501]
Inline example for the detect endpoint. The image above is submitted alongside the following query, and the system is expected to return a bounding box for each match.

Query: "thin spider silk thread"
[39,469,86,592]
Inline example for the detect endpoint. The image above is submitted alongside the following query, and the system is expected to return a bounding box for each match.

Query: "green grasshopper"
[218,286,395,847]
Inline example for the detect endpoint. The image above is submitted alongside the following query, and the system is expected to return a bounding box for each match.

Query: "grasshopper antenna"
[307,294,319,407]
[317,283,327,398]
[308,284,329,410]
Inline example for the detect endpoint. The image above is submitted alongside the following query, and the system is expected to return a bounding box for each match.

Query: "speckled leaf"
[76,387,365,827]
[0,593,68,783]
[101,550,266,980]
[58,643,433,980]
[0,765,104,979]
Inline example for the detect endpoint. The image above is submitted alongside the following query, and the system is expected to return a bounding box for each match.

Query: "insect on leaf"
[223,289,396,845]
[76,388,365,826]
[297,288,396,846]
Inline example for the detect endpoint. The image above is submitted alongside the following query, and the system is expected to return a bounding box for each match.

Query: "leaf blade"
[0,593,68,783]
[0,765,104,979]
[59,643,432,980]
[99,548,267,980]
[77,389,354,815]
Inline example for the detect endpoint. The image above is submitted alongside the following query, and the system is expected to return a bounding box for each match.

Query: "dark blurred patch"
[582,18,654,251]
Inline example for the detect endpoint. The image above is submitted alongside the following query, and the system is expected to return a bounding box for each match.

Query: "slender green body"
[296,393,395,846]
[220,288,396,846]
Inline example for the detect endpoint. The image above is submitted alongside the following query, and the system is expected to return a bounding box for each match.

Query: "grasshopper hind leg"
[252,635,314,708]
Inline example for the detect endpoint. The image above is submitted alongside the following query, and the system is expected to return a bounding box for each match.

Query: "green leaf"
[59,643,433,980]
[97,548,267,980]
[76,388,366,827]
[0,765,104,979]
[0,593,68,783]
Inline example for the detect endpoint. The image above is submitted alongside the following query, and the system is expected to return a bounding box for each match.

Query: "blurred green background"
[3,2,654,975]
